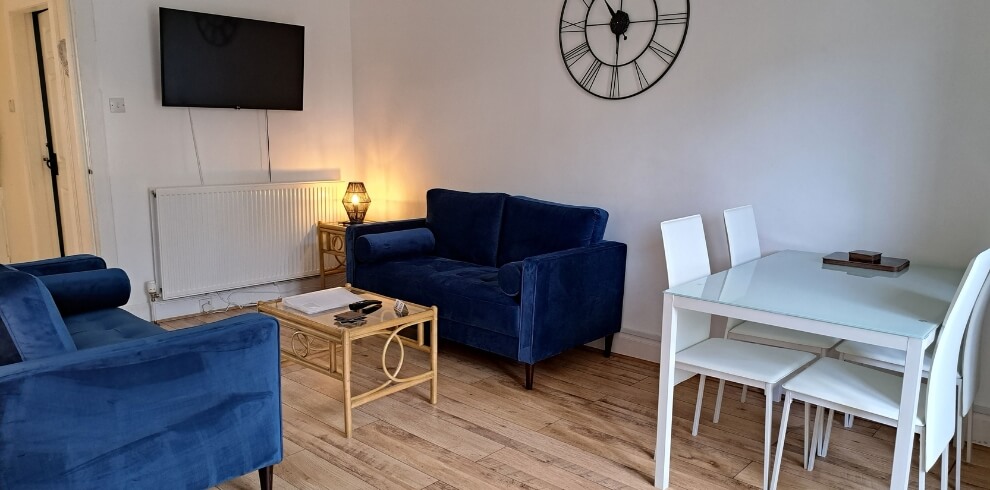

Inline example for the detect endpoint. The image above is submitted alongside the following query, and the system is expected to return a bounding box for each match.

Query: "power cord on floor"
[203,282,285,313]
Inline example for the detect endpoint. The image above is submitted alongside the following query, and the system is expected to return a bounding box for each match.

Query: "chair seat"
[782,357,925,426]
[677,338,816,385]
[834,340,934,372]
[728,321,841,350]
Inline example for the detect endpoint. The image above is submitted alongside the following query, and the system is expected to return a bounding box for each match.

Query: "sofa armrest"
[345,218,427,282]
[0,313,283,489]
[10,254,107,276]
[518,241,627,364]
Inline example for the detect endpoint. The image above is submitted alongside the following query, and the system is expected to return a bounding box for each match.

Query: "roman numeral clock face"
[560,0,689,99]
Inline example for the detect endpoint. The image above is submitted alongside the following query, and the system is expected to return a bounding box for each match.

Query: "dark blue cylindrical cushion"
[39,269,131,316]
[354,228,436,264]
[498,261,524,297]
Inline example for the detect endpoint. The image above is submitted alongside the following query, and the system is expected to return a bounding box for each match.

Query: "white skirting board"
[971,408,990,447]
[587,330,661,363]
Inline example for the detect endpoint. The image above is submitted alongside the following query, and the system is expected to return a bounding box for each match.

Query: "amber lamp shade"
[341,182,371,224]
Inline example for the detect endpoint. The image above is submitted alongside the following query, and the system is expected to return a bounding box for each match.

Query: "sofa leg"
[604,334,614,358]
[525,363,535,390]
[259,465,274,490]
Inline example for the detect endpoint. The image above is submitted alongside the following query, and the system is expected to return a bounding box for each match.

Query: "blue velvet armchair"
[346,189,627,389]
[0,255,282,489]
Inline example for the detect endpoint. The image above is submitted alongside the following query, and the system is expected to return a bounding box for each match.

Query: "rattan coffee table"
[258,287,438,437]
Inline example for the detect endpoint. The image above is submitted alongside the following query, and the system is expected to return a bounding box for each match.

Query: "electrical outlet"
[109,97,126,113]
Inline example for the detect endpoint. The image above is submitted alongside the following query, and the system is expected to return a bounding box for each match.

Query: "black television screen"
[160,8,304,110]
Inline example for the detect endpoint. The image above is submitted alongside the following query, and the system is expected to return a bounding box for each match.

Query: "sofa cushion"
[355,228,435,264]
[498,261,524,297]
[0,271,77,366]
[496,196,609,266]
[63,308,166,350]
[354,256,520,337]
[426,189,508,267]
[431,266,520,337]
[39,269,131,316]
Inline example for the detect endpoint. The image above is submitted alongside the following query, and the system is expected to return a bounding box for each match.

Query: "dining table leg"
[655,293,678,488]
[890,337,927,490]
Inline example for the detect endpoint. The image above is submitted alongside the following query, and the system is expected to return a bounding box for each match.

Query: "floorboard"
[161,311,988,489]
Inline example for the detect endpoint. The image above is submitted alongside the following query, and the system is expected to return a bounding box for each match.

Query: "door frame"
[1,0,96,260]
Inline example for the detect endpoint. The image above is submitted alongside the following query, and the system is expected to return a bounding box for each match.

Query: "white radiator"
[151,181,338,300]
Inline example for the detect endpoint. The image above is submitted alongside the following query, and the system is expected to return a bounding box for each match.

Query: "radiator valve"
[145,280,160,301]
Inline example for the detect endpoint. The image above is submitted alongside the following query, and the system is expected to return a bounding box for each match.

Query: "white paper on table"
[282,287,364,315]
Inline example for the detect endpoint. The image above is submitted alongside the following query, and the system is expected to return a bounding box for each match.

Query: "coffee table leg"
[318,230,327,289]
[430,307,439,404]
[342,333,353,437]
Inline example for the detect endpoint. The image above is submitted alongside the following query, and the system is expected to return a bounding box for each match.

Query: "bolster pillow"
[498,261,524,297]
[39,268,132,316]
[354,228,436,263]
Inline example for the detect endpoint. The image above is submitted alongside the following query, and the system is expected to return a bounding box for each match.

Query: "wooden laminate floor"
[162,310,990,490]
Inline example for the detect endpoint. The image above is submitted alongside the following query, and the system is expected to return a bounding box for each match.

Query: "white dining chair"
[661,214,816,490]
[822,274,989,488]
[714,205,841,420]
[769,247,990,490]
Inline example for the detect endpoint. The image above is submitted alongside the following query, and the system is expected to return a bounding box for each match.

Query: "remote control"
[335,311,365,322]
[348,299,382,311]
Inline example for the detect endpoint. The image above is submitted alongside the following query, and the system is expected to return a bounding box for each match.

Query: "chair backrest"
[923,247,990,469]
[661,215,711,287]
[723,205,761,329]
[661,215,714,351]
[723,205,761,267]
[961,275,990,416]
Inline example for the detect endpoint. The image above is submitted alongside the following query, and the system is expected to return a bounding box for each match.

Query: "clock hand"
[615,33,621,65]
[587,19,657,27]
[603,0,616,17]
[620,0,627,39]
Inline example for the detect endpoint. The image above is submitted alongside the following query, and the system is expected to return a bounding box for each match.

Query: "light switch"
[109,97,126,113]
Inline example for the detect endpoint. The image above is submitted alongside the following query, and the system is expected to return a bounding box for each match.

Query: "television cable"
[187,107,204,185]
[265,109,272,183]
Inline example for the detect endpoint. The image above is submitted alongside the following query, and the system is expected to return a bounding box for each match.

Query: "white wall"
[70,0,355,314]
[349,1,990,402]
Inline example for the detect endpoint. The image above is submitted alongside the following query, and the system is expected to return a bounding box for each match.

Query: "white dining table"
[653,250,964,489]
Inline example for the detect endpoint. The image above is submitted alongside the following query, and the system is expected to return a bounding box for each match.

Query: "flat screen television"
[160,8,304,110]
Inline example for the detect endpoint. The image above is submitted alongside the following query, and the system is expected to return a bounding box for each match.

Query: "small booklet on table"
[283,287,364,315]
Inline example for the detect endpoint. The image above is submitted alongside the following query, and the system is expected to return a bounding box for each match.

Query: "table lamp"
[341,182,371,224]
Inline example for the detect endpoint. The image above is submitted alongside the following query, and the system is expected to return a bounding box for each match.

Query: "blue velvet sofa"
[0,255,282,489]
[346,189,627,388]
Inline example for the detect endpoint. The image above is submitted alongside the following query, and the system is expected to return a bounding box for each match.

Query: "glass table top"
[666,250,964,339]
